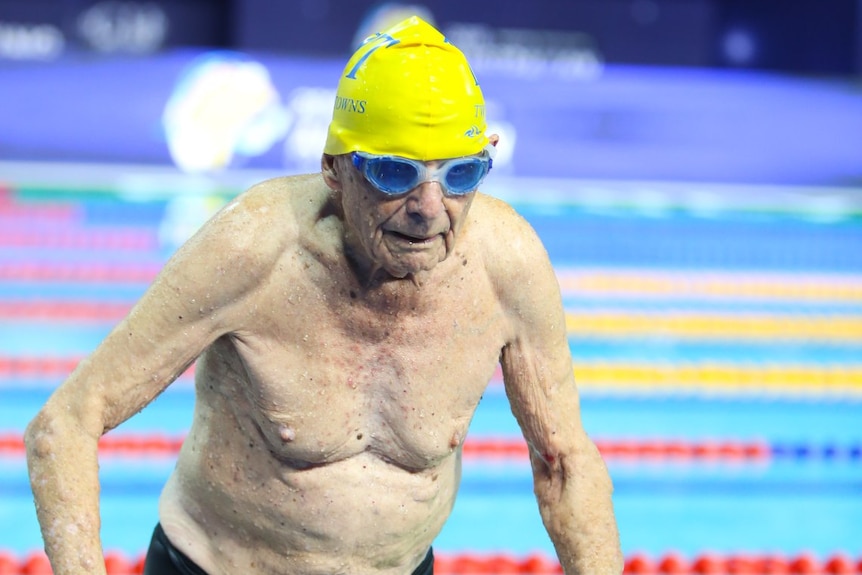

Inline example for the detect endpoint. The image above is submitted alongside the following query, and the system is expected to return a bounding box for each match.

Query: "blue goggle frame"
[351,144,495,196]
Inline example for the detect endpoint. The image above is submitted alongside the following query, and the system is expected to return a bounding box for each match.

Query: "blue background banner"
[2,49,861,185]
[2,0,861,185]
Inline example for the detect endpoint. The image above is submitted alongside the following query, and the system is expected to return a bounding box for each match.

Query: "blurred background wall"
[1,0,861,183]
[1,0,860,72]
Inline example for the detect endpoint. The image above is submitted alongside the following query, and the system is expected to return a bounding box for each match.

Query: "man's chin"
[382,260,435,279]
[376,240,449,278]
[380,252,448,280]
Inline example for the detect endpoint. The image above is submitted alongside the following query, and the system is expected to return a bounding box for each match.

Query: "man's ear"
[321,154,341,190]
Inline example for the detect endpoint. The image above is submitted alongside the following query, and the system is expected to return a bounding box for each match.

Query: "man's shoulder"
[468,193,556,300]
[238,173,327,219]
[469,193,544,261]
[223,173,328,235]
[151,174,333,314]
[186,174,329,269]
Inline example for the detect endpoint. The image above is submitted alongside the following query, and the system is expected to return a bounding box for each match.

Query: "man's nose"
[405,180,445,219]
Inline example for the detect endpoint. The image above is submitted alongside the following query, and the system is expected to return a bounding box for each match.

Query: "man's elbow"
[531,438,613,495]
[24,401,99,464]
[24,408,64,464]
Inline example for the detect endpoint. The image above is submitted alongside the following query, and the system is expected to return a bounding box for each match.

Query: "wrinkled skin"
[25,137,622,575]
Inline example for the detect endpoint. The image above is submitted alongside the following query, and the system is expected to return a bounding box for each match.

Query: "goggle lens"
[444,160,485,194]
[366,159,421,193]
[352,148,493,196]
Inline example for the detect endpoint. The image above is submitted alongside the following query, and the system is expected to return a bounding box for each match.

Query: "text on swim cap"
[345,32,400,79]
[334,96,366,113]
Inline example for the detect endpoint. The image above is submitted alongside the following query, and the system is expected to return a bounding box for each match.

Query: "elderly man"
[25,16,622,575]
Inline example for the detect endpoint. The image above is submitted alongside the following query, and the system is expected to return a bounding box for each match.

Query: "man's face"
[333,154,476,280]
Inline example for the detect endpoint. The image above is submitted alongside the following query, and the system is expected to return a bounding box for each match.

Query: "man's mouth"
[386,230,436,244]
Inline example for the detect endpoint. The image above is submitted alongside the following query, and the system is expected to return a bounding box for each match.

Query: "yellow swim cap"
[323,16,488,161]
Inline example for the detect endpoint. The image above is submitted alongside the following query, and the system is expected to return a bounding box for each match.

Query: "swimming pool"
[1,172,860,573]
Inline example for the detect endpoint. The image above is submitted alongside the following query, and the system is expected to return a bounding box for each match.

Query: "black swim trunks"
[143,523,435,575]
[143,524,207,575]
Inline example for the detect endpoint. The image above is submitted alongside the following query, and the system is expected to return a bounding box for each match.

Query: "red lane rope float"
[0,302,131,321]
[0,203,78,221]
[594,439,772,460]
[0,357,81,378]
[0,358,195,380]
[0,263,161,283]
[623,551,862,574]
[0,434,816,463]
[1,550,861,574]
[0,229,156,250]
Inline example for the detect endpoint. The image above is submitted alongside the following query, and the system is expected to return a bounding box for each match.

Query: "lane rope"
[3,263,862,305]
[555,268,862,303]
[0,229,155,250]
[3,358,861,397]
[1,433,859,462]
[2,301,862,345]
[1,549,861,574]
[0,263,160,283]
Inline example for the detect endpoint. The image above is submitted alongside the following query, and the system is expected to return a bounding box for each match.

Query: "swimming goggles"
[351,144,495,196]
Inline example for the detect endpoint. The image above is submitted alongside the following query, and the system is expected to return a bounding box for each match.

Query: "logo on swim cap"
[323,16,488,161]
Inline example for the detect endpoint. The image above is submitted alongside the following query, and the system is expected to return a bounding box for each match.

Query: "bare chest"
[212,270,508,470]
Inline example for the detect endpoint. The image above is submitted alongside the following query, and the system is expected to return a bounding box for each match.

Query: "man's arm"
[486,198,623,574]
[24,186,284,575]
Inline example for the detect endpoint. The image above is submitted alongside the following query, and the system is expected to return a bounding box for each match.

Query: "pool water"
[1,175,860,570]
